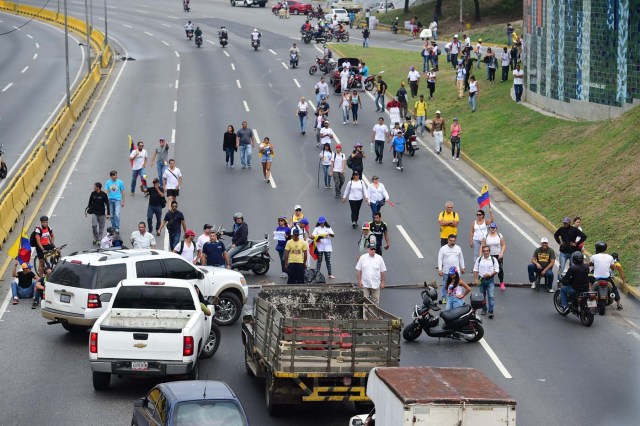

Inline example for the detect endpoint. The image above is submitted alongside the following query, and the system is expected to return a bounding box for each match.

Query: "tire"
[461,322,484,343]
[200,324,221,358]
[92,372,111,391]
[580,310,594,327]
[265,371,282,415]
[231,0,236,6]
[251,258,269,275]
[188,360,199,380]
[553,290,568,315]
[326,33,333,42]
[364,81,374,91]
[62,323,90,333]
[598,301,606,316]
[342,33,350,42]
[131,417,137,426]
[259,2,266,7]
[215,292,242,326]
[402,322,422,341]
[309,65,317,75]
[294,10,299,15]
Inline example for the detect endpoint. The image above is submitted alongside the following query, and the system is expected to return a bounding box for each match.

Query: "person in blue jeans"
[104,170,125,231]
[129,140,148,194]
[11,262,38,305]
[444,267,471,311]
[560,252,590,313]
[375,76,387,112]
[149,138,169,186]
[159,201,186,251]
[236,121,256,169]
[473,246,499,319]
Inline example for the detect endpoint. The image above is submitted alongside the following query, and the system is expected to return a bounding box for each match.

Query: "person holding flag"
[470,185,494,259]
[311,217,335,279]
[129,140,148,196]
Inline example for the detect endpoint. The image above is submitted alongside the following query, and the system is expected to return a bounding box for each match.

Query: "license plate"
[412,141,418,147]
[587,300,596,308]
[60,294,71,303]
[131,361,148,371]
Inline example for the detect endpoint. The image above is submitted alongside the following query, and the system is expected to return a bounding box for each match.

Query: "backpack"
[474,255,499,272]
[30,227,42,246]
[441,210,457,220]
[177,240,193,255]
[346,156,354,169]
[404,122,415,138]
[363,28,370,38]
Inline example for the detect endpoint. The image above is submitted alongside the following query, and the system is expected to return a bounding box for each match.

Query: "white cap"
[294,204,302,210]
[454,34,459,38]
[540,237,549,243]
[436,110,441,114]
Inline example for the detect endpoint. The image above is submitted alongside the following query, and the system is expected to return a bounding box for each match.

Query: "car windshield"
[174,401,247,426]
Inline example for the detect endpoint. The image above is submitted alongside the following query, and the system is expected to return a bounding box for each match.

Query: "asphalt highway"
[1,1,639,425]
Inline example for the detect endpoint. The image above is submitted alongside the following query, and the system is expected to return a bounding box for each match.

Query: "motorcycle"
[217,229,271,275]
[251,38,260,51]
[309,57,335,75]
[334,31,349,42]
[406,135,419,156]
[195,35,203,47]
[391,18,399,34]
[363,71,383,92]
[332,72,362,93]
[593,279,615,315]
[289,51,299,68]
[301,30,313,44]
[43,244,67,270]
[219,34,228,48]
[553,288,597,326]
[0,144,7,180]
[186,29,194,40]
[402,285,485,343]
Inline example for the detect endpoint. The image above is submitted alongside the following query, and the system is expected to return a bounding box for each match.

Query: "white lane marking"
[623,318,639,329]
[207,40,215,46]
[123,23,132,28]
[236,80,241,89]
[98,17,104,21]
[293,78,301,88]
[175,79,179,89]
[175,51,180,57]
[243,101,250,112]
[162,40,170,46]
[21,66,29,73]
[253,129,277,189]
[231,63,235,70]
[27,34,33,39]
[480,339,513,379]
[144,31,154,37]
[177,64,180,71]
[33,53,38,59]
[12,25,19,30]
[35,43,39,48]
[2,83,13,92]
[307,100,316,111]
[628,331,640,342]
[223,50,230,57]
[167,15,180,20]
[269,49,277,55]
[396,225,424,258]
[173,101,177,112]
[135,17,145,21]
[315,45,323,54]
[171,128,176,144]
[135,9,151,14]
[161,23,171,28]
[164,232,169,251]
[281,62,289,69]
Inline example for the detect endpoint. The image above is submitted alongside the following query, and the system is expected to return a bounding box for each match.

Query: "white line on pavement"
[164,232,169,251]
[396,225,424,258]
[135,17,145,21]
[162,40,169,46]
[207,40,215,46]
[269,49,277,55]
[293,78,301,88]
[27,34,33,39]
[173,101,177,112]
[623,318,639,329]
[236,79,241,89]
[175,80,179,89]
[2,83,13,92]
[307,100,316,111]
[144,31,154,37]
[175,51,180,57]
[33,53,38,59]
[243,101,250,112]
[480,339,513,379]
[171,128,176,144]
[315,45,323,54]
[167,16,179,20]
[281,62,289,69]
[123,24,132,28]
[35,43,39,48]
[177,64,180,71]
[253,129,277,189]
[161,23,171,28]
[223,51,230,57]
[21,66,29,73]
[98,17,104,21]
[231,63,235,70]
[12,26,19,30]
[135,9,151,14]
[629,331,640,342]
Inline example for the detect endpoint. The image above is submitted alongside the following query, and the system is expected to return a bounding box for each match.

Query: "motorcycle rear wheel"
[461,322,484,343]
[553,290,569,315]
[580,309,594,327]
[364,81,374,91]
[598,300,606,316]
[309,65,317,75]
[342,33,350,42]
[251,258,269,275]
[402,323,422,341]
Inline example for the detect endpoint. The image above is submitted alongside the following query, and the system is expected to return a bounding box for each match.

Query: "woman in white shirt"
[469,207,494,260]
[481,223,506,290]
[368,176,389,219]
[312,217,335,279]
[468,75,478,112]
[342,171,369,229]
[340,91,351,125]
[331,144,346,199]
[296,96,308,135]
[319,143,333,189]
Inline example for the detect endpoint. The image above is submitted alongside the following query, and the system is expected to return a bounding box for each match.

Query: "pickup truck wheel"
[231,0,236,6]
[62,323,90,333]
[259,2,266,7]
[214,292,242,326]
[251,258,269,275]
[265,371,282,415]
[92,372,111,391]
[188,361,199,380]
[200,324,221,358]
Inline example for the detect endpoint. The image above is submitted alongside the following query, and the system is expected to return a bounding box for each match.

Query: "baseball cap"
[489,222,497,228]
[454,34,459,38]
[436,110,441,114]
[448,266,458,274]
[355,143,363,148]
[21,263,30,269]
[203,224,212,229]
[294,204,302,211]
[362,223,370,230]
[185,229,196,237]
[540,237,549,243]
[563,216,571,223]
[292,228,301,235]
[368,242,377,249]
[300,218,309,225]
[318,216,326,224]
[335,144,342,149]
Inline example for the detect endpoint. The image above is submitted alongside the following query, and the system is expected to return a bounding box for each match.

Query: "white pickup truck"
[89,279,220,391]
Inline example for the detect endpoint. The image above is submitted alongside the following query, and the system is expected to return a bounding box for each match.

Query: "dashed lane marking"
[282,62,289,69]
[175,51,180,58]
[396,225,424,258]
[35,43,39,48]
[236,80,241,88]
[207,40,215,46]
[2,83,13,92]
[27,34,33,39]
[173,101,177,112]
[162,40,169,46]
[269,49,277,55]
[243,101,250,112]
[175,80,179,89]
[144,31,154,37]
[293,78,301,88]
[123,24,132,28]
[161,23,171,28]
[33,53,38,59]
[480,339,513,379]
[171,128,176,144]
[223,50,230,57]
[21,66,28,73]
[231,63,235,70]
[177,64,180,71]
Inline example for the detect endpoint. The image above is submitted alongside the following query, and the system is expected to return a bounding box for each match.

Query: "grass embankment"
[332,42,640,284]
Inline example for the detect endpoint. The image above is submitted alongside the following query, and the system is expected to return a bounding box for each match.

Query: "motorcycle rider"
[194,26,202,42]
[301,20,312,32]
[184,20,194,38]
[33,215,55,276]
[289,42,300,65]
[218,26,228,41]
[589,241,624,310]
[223,212,249,264]
[250,28,261,47]
[560,251,590,314]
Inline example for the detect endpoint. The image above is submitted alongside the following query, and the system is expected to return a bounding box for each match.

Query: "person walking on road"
[375,75,387,112]
[444,267,471,311]
[223,125,237,167]
[163,159,182,203]
[431,110,445,154]
[371,117,389,164]
[357,222,376,259]
[361,24,370,48]
[396,82,408,118]
[130,222,156,249]
[473,246,499,318]
[274,217,291,279]
[129,140,148,196]
[236,121,256,169]
[438,201,460,246]
[407,66,420,98]
[481,223,506,290]
[201,231,230,268]
[414,94,427,135]
[319,143,333,188]
[391,129,405,171]
[296,96,308,135]
[438,234,465,304]
[85,182,110,245]
[369,211,390,256]
[368,176,389,219]
[340,90,351,124]
[348,143,365,176]
[314,76,329,106]
[312,217,335,279]
[104,170,125,232]
[426,67,437,100]
[150,137,169,185]
[350,90,361,125]
[159,201,187,250]
[174,229,197,263]
[450,117,461,160]
[284,228,308,284]
[468,75,478,112]
[342,171,369,229]
[469,207,494,259]
[259,137,274,183]
[142,178,165,235]
[455,62,466,99]
[356,242,386,305]
[331,144,346,198]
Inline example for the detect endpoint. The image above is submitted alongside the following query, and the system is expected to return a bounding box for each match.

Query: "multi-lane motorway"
[1,1,639,425]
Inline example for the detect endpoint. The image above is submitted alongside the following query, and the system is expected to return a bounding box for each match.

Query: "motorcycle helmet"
[254,28,258,32]
[611,252,619,263]
[595,241,607,253]
[233,212,243,220]
[425,286,438,301]
[40,215,49,222]
[571,251,584,264]
[323,44,328,48]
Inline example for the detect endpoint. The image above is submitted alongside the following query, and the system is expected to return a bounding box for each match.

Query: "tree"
[404,0,410,14]
[434,0,443,19]
[473,0,481,22]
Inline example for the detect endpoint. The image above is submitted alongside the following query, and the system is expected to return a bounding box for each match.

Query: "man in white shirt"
[500,47,510,82]
[196,224,213,264]
[162,159,183,203]
[371,117,389,164]
[174,229,197,264]
[473,246,499,318]
[407,66,420,98]
[318,120,335,147]
[131,222,156,249]
[429,20,438,40]
[590,242,623,310]
[340,66,350,93]
[314,76,329,105]
[512,63,524,102]
[331,144,346,199]
[463,34,471,51]
[356,242,387,305]
[438,234,465,304]
[449,35,460,69]
[129,140,148,196]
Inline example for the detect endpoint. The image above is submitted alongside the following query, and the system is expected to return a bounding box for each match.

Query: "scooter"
[290,51,299,68]
[251,38,260,51]
[403,285,485,343]
[406,135,419,156]
[553,288,597,326]
[195,35,203,47]
[217,229,271,275]
[186,29,194,40]
[592,279,615,315]
[219,34,228,47]
[0,144,7,180]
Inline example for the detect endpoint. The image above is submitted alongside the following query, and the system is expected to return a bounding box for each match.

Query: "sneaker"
[343,121,346,125]
[396,166,401,170]
[480,310,487,315]
[400,167,404,172]
[392,158,397,163]
[241,165,246,169]
[266,179,270,184]
[548,288,554,293]
[230,165,234,168]
[452,156,455,160]
[130,192,135,196]
[455,157,459,161]
[488,313,494,319]
[530,282,536,289]
[327,185,332,188]
[248,165,252,169]
[280,272,287,279]
[93,239,98,245]
[500,282,506,291]
[334,194,339,198]
[352,222,357,229]
[561,306,570,315]
[379,160,383,164]
[12,297,18,305]
[328,275,336,279]
[440,297,447,305]
[302,131,306,135]
[32,300,39,309]
[617,303,624,311]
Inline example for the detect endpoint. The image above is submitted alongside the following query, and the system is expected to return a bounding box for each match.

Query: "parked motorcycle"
[309,57,335,75]
[186,29,194,40]
[363,71,383,91]
[0,144,7,180]
[334,31,350,42]
[251,38,260,51]
[217,229,271,275]
[592,279,615,315]
[391,17,399,34]
[195,35,203,47]
[553,288,597,326]
[402,285,485,343]
[406,135,419,156]
[290,51,299,68]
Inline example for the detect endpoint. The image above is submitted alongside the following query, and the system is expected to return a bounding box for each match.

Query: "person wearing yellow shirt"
[284,228,308,284]
[414,94,427,135]
[438,201,460,246]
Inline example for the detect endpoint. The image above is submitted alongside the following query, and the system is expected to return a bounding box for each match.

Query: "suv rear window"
[112,286,196,310]
[48,261,97,289]
[95,264,127,289]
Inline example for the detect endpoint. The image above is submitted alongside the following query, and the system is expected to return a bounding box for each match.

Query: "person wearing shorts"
[162,159,182,203]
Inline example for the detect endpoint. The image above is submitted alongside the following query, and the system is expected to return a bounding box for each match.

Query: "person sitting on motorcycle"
[184,21,194,37]
[589,241,623,310]
[302,20,312,32]
[218,26,228,40]
[194,26,202,39]
[560,251,590,314]
[289,43,300,55]
[250,28,261,45]
[337,23,346,34]
[313,23,325,39]
[403,116,416,141]
[223,212,249,264]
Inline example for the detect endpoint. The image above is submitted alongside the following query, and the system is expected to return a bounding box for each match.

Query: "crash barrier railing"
[0,1,111,246]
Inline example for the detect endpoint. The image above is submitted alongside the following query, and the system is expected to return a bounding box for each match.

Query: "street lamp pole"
[84,0,91,74]
[63,0,71,108]
[89,0,93,35]
[103,0,108,46]
[459,0,463,34]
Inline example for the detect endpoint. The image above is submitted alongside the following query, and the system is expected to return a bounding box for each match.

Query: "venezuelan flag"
[7,229,32,264]
[308,235,322,261]
[477,184,490,208]
[128,135,135,167]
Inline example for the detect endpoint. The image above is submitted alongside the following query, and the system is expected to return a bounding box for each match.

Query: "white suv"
[41,249,248,332]
[325,8,350,24]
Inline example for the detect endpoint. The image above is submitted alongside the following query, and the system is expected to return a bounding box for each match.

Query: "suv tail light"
[183,336,194,356]
[87,294,101,309]
[90,332,98,353]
